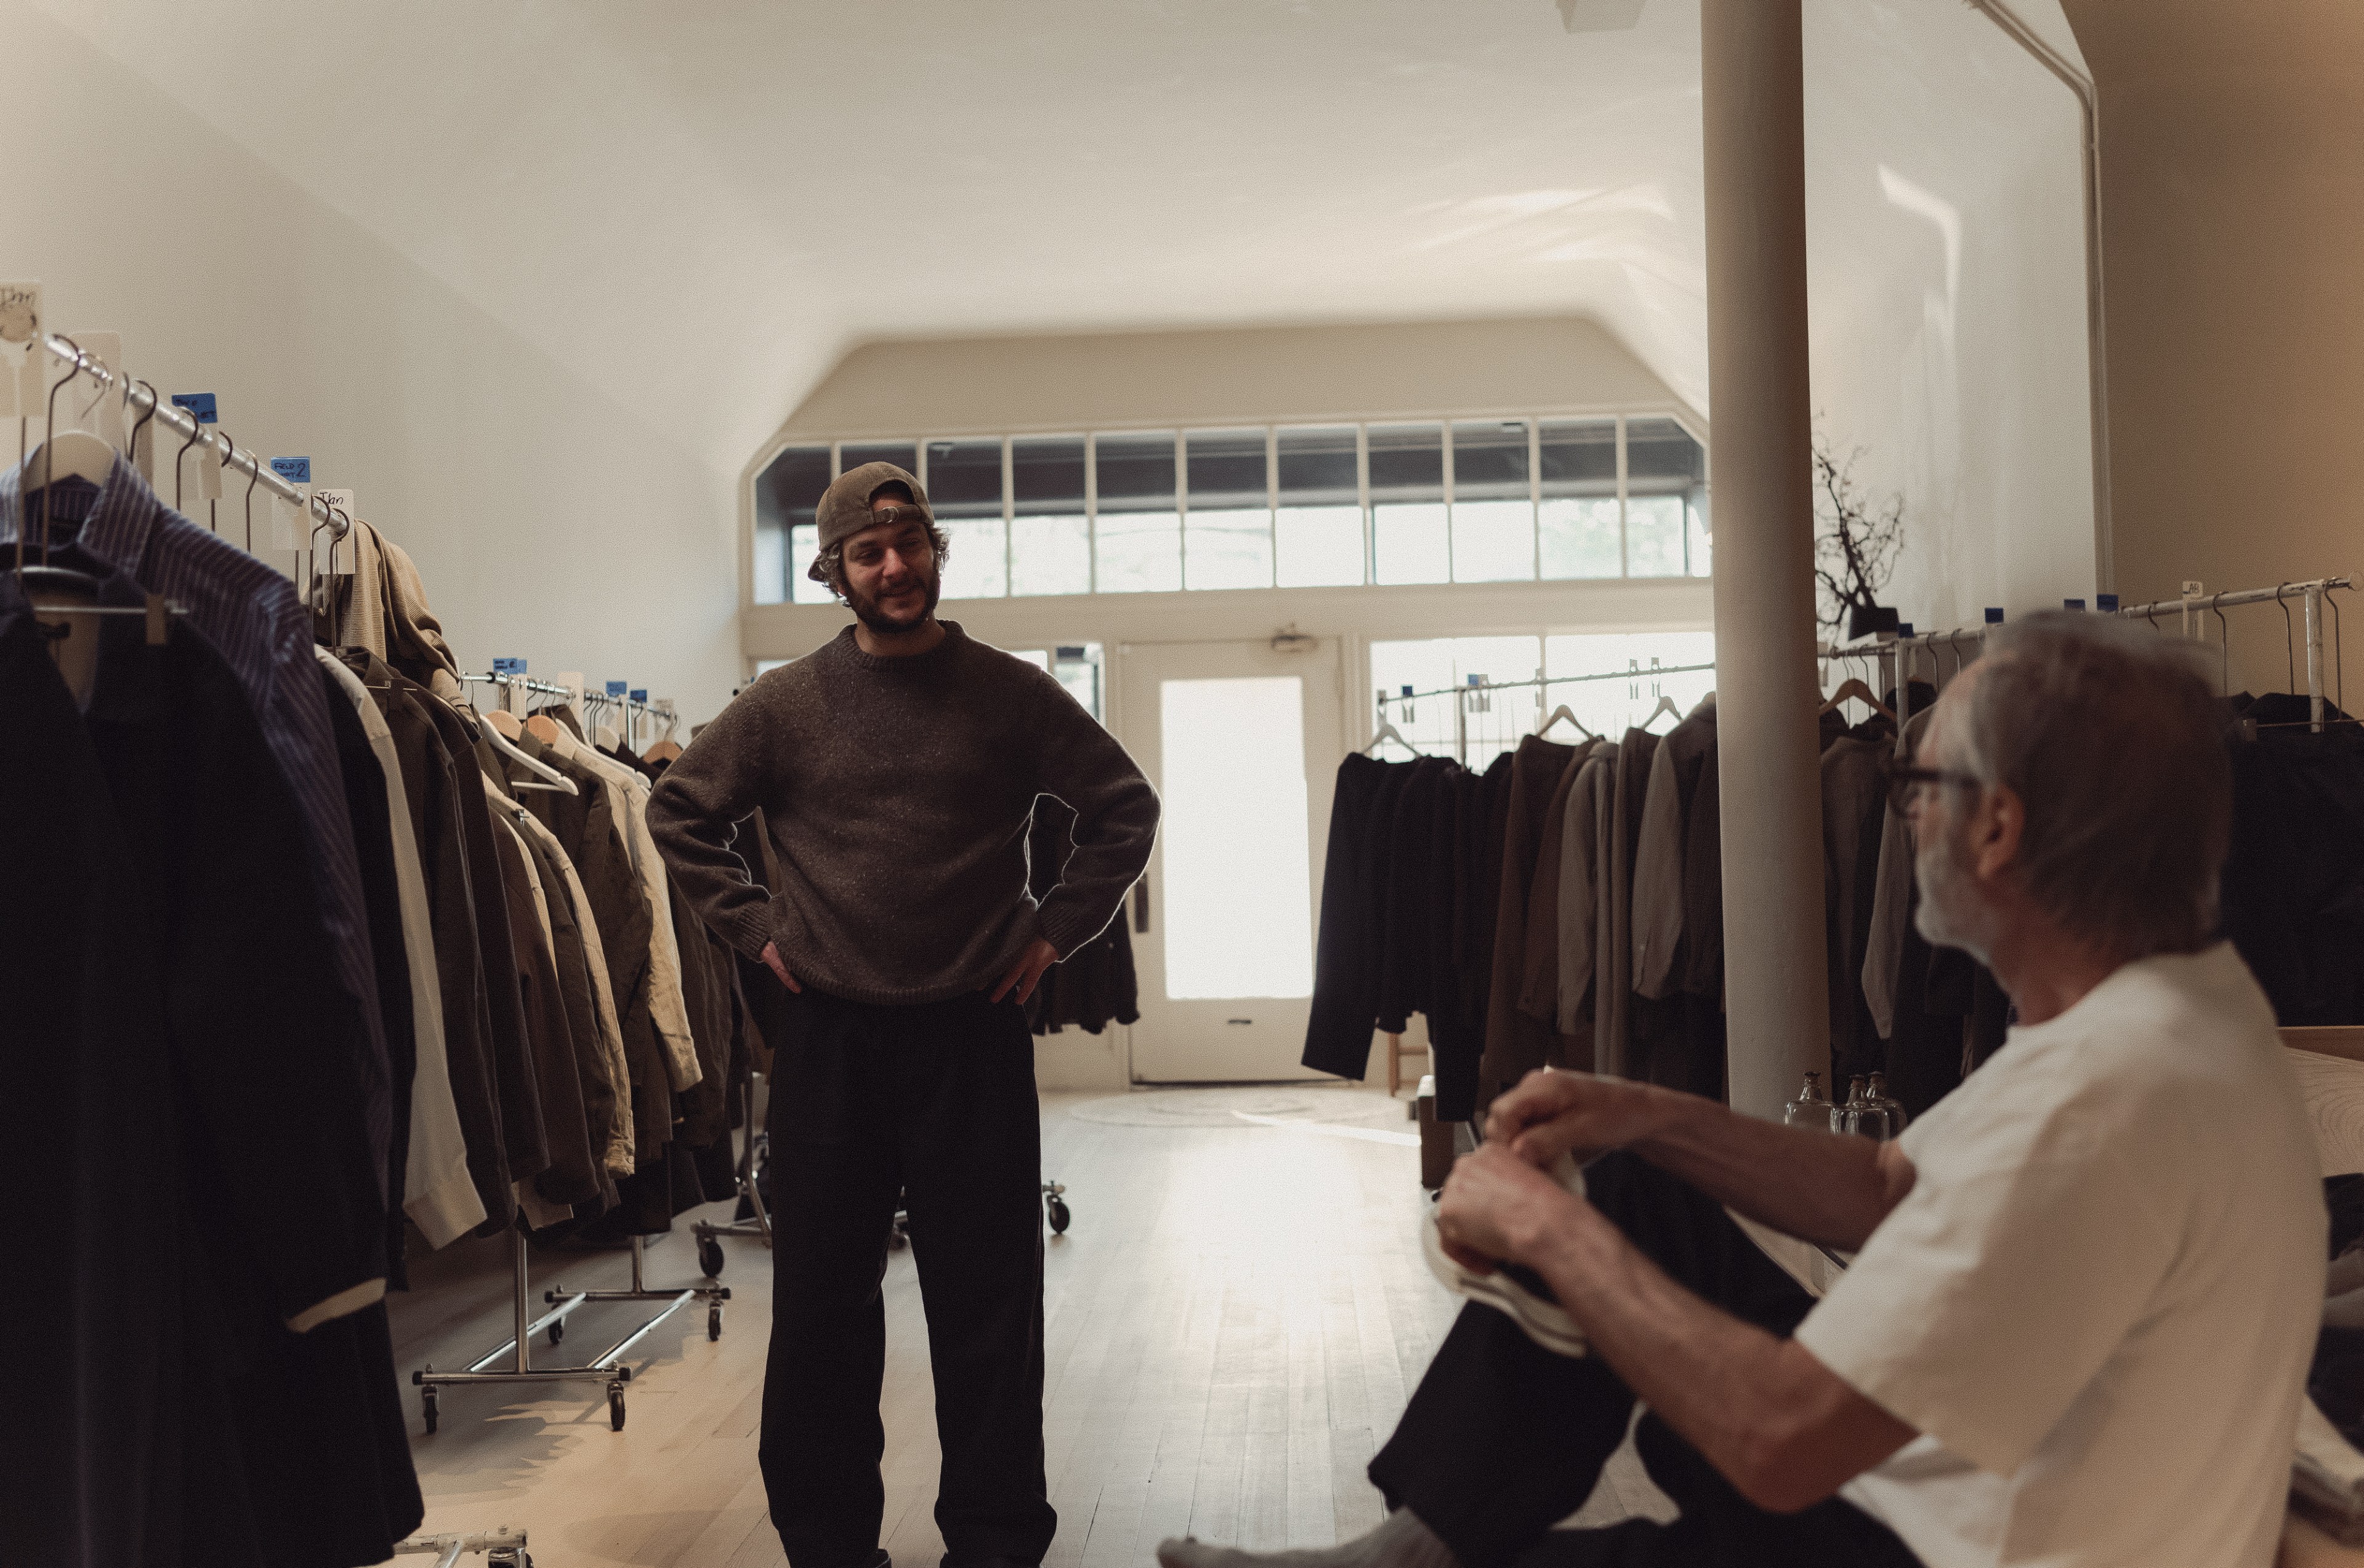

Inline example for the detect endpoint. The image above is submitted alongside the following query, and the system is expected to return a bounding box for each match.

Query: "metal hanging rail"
[1849,573,2357,733]
[35,334,351,539]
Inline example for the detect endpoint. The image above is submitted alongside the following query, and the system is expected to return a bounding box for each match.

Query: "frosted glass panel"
[1451,499,1536,582]
[1626,496,1687,577]
[938,518,1008,600]
[1011,514,1091,596]
[1373,502,1449,585]
[789,523,835,605]
[1160,677,1314,1000]
[1184,508,1273,590]
[1275,506,1364,587]
[1539,497,1622,579]
[1095,510,1183,593]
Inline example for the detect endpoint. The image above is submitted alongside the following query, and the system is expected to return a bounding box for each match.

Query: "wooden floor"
[386,1089,1666,1567]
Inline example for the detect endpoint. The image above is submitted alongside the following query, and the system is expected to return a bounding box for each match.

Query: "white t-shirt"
[1794,943,2325,1568]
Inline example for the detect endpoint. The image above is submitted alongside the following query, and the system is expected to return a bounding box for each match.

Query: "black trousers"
[758,986,1056,1568]
[1369,1154,1921,1568]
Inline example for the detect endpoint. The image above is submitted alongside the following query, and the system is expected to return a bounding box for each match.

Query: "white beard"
[1913,820,1999,967]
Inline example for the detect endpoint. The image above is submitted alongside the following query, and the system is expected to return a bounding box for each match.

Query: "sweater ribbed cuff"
[729,901,775,962]
[1036,899,1111,962]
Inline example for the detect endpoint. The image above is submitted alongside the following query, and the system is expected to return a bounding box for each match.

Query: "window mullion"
[1615,414,1629,579]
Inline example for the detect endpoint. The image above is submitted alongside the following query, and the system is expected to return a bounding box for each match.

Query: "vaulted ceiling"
[34,0,2082,473]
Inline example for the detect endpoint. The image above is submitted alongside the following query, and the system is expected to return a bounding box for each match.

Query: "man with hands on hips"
[650,462,1158,1568]
[1160,613,2323,1568]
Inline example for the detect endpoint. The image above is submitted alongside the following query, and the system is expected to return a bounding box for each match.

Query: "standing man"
[650,462,1159,1568]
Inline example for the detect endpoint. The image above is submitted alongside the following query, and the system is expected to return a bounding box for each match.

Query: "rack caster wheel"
[608,1386,627,1431]
[421,1388,438,1434]
[708,1303,724,1341]
[548,1319,565,1346]
[698,1237,726,1278]
[1046,1196,1071,1234]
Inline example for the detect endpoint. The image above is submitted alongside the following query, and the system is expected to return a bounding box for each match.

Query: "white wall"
[775,318,1698,440]
[1804,0,2099,635]
[1,2,742,725]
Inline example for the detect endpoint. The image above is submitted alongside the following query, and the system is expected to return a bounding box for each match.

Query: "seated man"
[1163,614,2326,1568]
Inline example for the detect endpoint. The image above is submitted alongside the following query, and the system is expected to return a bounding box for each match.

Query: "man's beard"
[844,564,940,637]
[1913,813,1999,965]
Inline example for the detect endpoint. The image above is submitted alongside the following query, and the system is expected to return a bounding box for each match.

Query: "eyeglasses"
[1878,754,1983,816]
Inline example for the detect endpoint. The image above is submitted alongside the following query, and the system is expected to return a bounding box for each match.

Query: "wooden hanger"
[524,711,564,745]
[647,736,684,763]
[1818,677,1895,722]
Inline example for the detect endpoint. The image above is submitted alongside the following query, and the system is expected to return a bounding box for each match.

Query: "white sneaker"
[1419,1155,1589,1358]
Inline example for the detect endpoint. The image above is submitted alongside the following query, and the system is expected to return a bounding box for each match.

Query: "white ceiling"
[36,0,2081,477]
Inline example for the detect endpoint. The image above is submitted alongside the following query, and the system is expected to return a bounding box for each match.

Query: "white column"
[1702,0,1829,1119]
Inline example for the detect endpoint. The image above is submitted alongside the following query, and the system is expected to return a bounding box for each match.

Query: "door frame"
[1111,635,1349,1084]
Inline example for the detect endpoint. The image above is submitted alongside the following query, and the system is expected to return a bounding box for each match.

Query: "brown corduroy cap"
[816,462,934,552]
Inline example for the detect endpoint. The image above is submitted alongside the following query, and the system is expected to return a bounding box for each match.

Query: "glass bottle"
[1833,1075,1869,1135]
[1858,1072,1908,1141]
[1783,1072,1833,1130]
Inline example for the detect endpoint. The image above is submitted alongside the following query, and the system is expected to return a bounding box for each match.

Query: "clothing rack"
[421,670,729,1433]
[411,1226,724,1434]
[460,671,674,746]
[1853,574,2356,733]
[1374,661,1719,765]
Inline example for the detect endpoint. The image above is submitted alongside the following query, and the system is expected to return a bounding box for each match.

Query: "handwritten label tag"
[313,488,358,573]
[605,680,627,697]
[629,688,647,704]
[270,456,312,484]
[555,671,585,710]
[199,432,225,501]
[170,392,217,424]
[0,282,37,419]
[492,657,528,677]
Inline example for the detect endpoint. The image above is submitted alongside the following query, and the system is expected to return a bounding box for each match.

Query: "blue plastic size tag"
[2097,593,2120,613]
[605,680,627,696]
[1984,607,2006,624]
[629,689,647,704]
[270,456,311,484]
[492,657,527,677]
[2063,598,2086,611]
[170,393,217,424]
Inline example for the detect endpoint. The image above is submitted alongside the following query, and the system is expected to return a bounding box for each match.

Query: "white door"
[1116,638,1343,1082]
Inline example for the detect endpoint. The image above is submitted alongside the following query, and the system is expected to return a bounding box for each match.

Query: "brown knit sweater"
[647,622,1160,1005]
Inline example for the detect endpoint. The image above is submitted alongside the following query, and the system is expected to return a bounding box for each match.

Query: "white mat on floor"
[1068,1085,1410,1129]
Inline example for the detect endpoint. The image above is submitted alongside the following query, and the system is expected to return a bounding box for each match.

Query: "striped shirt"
[2,452,391,1197]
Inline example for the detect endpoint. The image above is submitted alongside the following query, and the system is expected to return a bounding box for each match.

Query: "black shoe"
[942,1558,1033,1568]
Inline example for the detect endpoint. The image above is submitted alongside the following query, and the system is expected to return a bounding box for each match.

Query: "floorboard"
[385,1088,1664,1567]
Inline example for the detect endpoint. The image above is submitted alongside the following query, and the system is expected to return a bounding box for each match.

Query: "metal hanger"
[2211,592,2230,696]
[172,403,209,517]
[124,379,158,475]
[241,441,261,553]
[2275,583,2297,694]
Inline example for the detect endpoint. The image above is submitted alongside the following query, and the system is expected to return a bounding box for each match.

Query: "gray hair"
[805,523,953,600]
[1947,611,2230,957]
